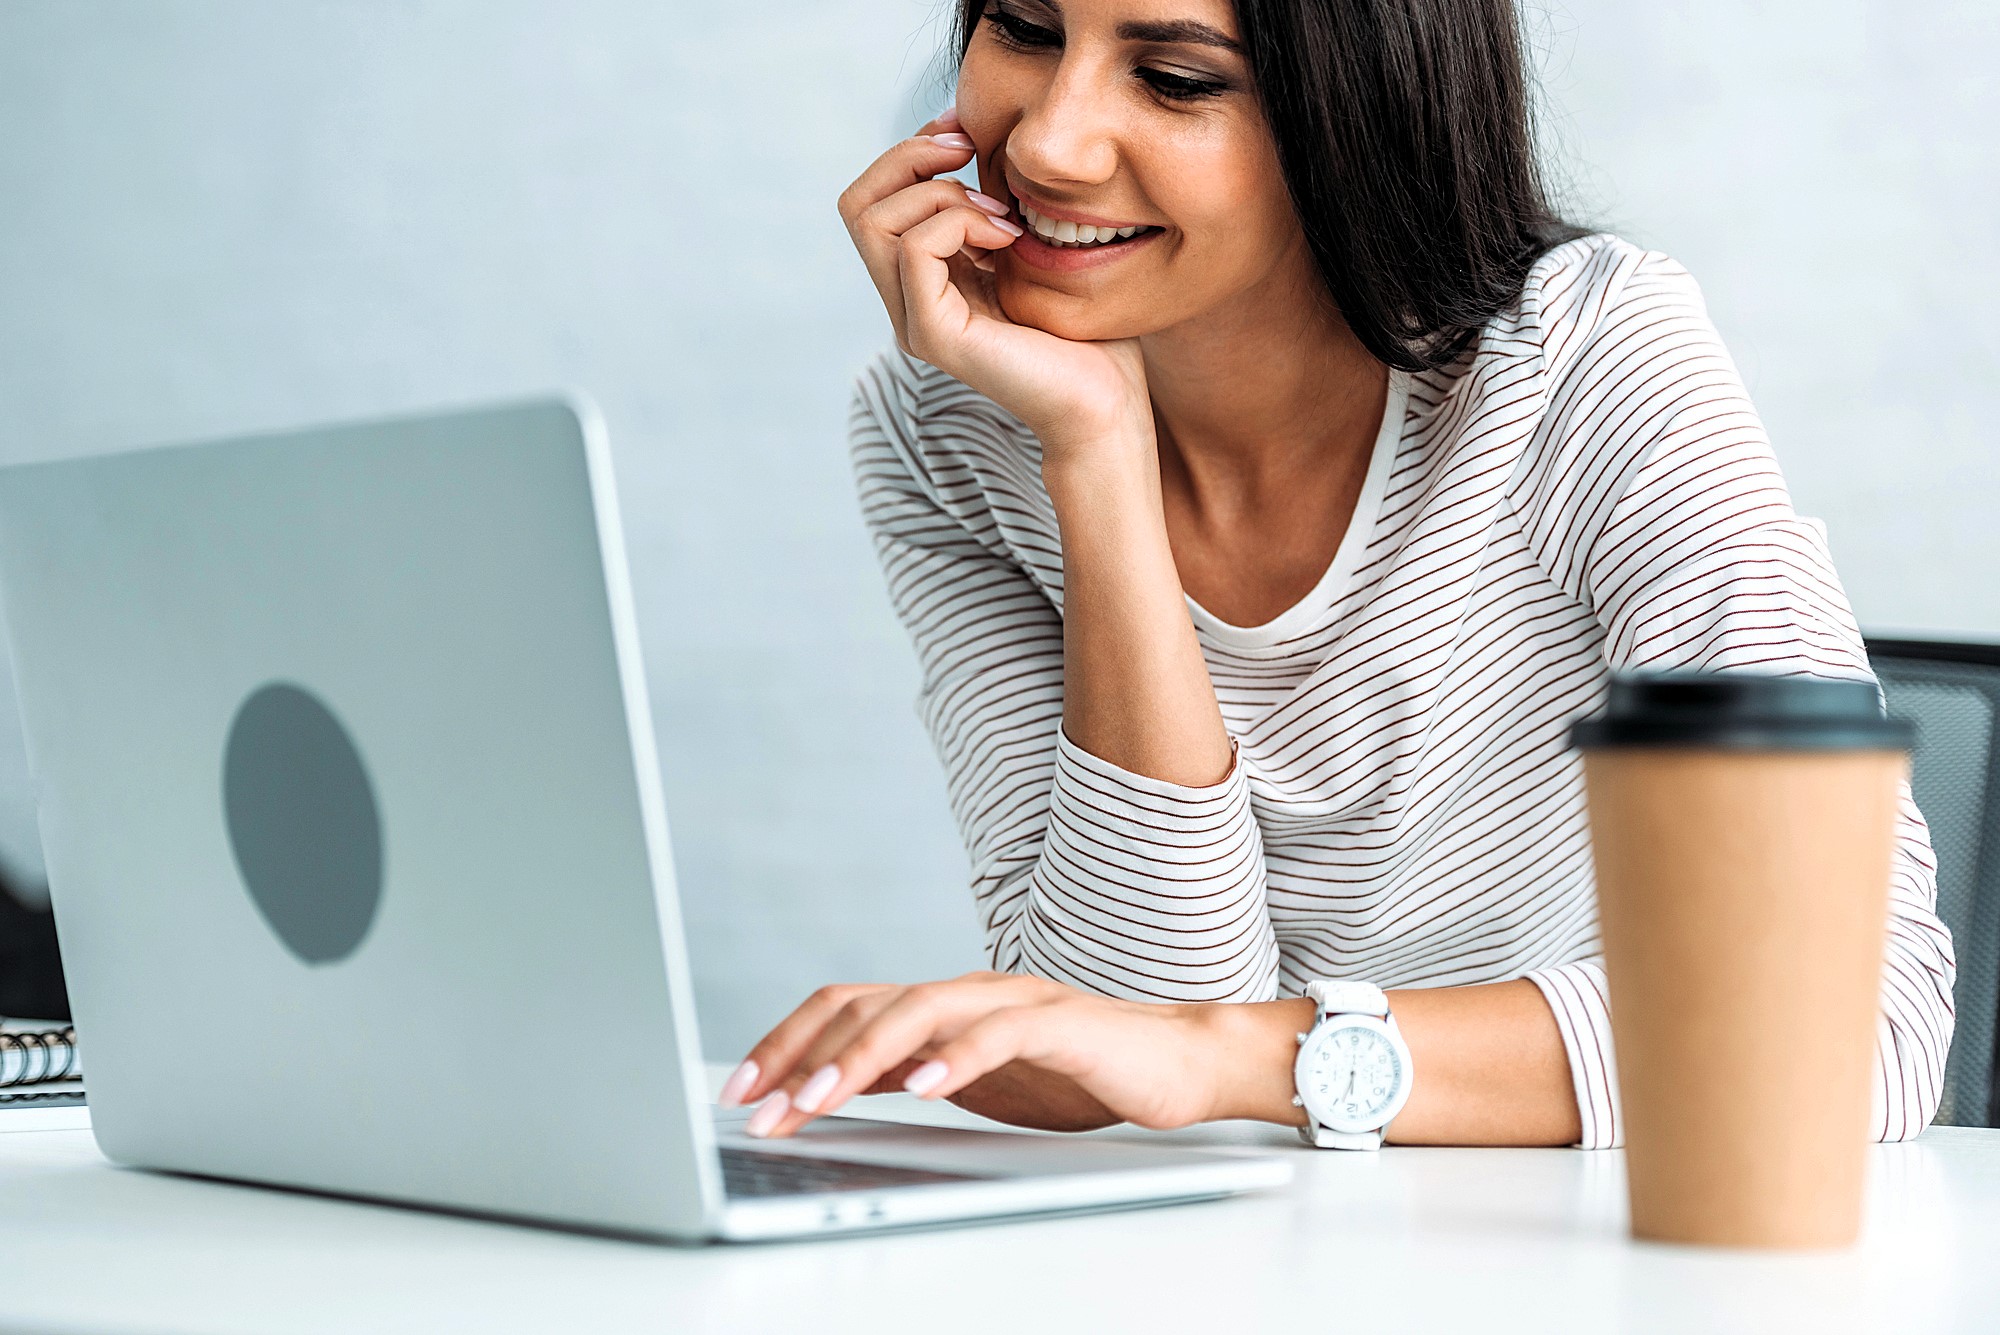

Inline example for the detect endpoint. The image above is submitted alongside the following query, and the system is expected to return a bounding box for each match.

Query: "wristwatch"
[1292,980,1414,1149]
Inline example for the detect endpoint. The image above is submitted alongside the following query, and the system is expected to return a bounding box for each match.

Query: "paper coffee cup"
[1571,673,1913,1249]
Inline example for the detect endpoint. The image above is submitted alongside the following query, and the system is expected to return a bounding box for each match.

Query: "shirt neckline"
[1183,369,1409,652]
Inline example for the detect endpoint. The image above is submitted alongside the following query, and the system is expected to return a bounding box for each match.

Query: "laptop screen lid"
[0,400,723,1238]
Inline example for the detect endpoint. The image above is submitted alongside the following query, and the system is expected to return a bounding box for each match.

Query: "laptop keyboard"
[720,1146,983,1198]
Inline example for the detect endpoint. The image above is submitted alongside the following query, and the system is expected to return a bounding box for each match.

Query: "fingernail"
[927,132,975,151]
[904,1060,949,1096]
[936,105,961,128]
[987,216,1024,237]
[794,1064,840,1114]
[964,189,1011,217]
[717,1059,758,1109]
[745,1090,790,1138]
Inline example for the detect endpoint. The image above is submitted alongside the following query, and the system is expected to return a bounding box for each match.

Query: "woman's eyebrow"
[1113,18,1244,54]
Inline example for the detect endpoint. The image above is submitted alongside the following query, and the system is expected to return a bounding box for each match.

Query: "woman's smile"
[1005,186,1164,272]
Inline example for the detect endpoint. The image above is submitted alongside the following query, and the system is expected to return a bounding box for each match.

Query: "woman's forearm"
[1044,439,1234,787]
[1200,980,1582,1146]
[1043,440,1579,1147]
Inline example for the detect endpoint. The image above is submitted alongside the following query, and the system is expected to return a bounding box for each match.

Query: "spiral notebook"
[0,1019,85,1110]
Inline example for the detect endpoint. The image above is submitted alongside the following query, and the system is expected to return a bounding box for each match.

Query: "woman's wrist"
[1038,422,1158,497]
[1187,997,1317,1127]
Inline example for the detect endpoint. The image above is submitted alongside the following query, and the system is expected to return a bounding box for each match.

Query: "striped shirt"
[848,232,1955,1148]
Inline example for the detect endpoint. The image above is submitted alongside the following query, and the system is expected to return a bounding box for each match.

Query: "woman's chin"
[995,275,1151,344]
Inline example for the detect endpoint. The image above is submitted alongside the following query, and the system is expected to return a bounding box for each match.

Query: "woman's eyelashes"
[1138,68,1229,102]
[980,3,1233,103]
[983,2,1060,49]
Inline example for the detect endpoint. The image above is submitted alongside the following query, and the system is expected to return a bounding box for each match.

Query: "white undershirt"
[1183,371,1410,650]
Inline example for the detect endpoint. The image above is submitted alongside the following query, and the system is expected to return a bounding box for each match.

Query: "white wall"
[0,1,1993,1052]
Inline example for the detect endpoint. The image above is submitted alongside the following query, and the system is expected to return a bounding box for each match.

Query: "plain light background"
[1,0,1994,1054]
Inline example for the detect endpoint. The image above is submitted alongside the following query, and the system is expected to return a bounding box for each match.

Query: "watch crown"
[1291,1095,1304,1107]
[1295,1032,1308,1045]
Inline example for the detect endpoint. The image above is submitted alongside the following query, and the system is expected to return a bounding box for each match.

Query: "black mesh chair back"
[1868,638,2000,1127]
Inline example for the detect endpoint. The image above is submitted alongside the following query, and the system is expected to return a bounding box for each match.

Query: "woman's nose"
[998,61,1122,189]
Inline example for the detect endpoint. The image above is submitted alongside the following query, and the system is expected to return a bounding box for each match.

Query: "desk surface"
[3,1066,1995,1335]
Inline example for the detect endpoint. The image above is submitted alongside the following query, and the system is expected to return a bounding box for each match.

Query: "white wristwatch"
[1292,980,1414,1149]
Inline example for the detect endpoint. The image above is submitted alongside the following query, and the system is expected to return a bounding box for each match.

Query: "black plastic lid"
[1569,672,1914,751]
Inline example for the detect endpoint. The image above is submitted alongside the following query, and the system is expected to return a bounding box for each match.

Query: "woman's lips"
[1006,224,1161,273]
[1007,185,1149,233]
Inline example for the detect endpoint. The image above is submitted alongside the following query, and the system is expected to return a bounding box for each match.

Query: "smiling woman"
[961,0,1579,363]
[716,0,1956,1152]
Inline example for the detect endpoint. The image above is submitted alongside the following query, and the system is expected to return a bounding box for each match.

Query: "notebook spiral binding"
[0,1086,84,1107]
[0,1024,79,1088]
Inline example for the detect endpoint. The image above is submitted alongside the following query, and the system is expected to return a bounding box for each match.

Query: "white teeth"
[1018,202,1146,248]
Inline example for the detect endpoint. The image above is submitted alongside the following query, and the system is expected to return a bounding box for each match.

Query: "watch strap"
[1306,979,1390,1020]
[1304,1125,1385,1150]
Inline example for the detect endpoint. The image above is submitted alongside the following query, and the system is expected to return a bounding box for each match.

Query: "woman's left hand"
[718,972,1230,1139]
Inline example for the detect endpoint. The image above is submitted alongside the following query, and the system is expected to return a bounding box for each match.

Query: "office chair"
[1868,637,2000,1127]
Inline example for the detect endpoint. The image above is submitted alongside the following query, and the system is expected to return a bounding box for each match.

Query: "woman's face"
[959,0,1307,342]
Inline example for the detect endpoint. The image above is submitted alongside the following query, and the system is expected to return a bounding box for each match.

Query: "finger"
[754,986,906,1122]
[947,250,997,299]
[909,1004,1067,1102]
[897,208,1024,361]
[722,983,896,1109]
[836,132,979,233]
[856,179,1012,243]
[917,104,960,136]
[860,1057,926,1095]
[756,976,1044,1137]
[851,181,1014,313]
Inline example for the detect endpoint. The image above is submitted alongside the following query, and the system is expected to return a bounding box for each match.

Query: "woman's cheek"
[954,57,1012,174]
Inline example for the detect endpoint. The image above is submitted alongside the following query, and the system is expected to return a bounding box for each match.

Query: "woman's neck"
[1138,246,1388,500]
[1136,243,1393,628]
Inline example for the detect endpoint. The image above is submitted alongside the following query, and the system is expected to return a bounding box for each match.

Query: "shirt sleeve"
[1514,247,1957,1148]
[850,358,1280,1002]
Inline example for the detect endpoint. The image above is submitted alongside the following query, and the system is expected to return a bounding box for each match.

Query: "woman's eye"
[983,6,1061,50]
[1139,68,1228,102]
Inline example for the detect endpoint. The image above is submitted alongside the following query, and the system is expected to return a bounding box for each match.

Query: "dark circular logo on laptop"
[223,683,383,965]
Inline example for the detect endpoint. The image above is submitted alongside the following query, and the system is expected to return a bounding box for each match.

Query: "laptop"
[0,399,1289,1242]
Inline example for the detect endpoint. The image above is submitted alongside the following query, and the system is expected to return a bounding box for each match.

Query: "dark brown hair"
[952,0,1585,371]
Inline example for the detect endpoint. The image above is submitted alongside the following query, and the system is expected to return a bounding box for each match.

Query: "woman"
[721,0,1955,1147]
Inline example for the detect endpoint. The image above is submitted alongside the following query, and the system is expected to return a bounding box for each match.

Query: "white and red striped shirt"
[849,232,1955,1148]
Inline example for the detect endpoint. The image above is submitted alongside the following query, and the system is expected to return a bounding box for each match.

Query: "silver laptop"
[0,399,1288,1242]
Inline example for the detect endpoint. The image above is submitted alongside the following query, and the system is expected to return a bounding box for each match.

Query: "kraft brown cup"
[1573,673,1912,1250]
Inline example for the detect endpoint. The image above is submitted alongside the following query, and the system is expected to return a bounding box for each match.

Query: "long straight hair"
[951,0,1585,371]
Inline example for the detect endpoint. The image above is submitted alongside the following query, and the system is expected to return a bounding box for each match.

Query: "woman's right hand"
[837,110,1154,459]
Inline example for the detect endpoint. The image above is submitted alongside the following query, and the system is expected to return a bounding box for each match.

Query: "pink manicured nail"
[904,1060,950,1096]
[964,189,1011,217]
[717,1059,758,1109]
[794,1064,841,1114]
[745,1090,791,1138]
[928,132,975,151]
[936,105,961,129]
[987,216,1024,237]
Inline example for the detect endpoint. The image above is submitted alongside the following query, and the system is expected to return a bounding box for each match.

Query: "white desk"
[3,1066,1996,1335]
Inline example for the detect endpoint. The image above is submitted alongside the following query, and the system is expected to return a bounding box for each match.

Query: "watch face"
[1299,1020,1405,1132]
